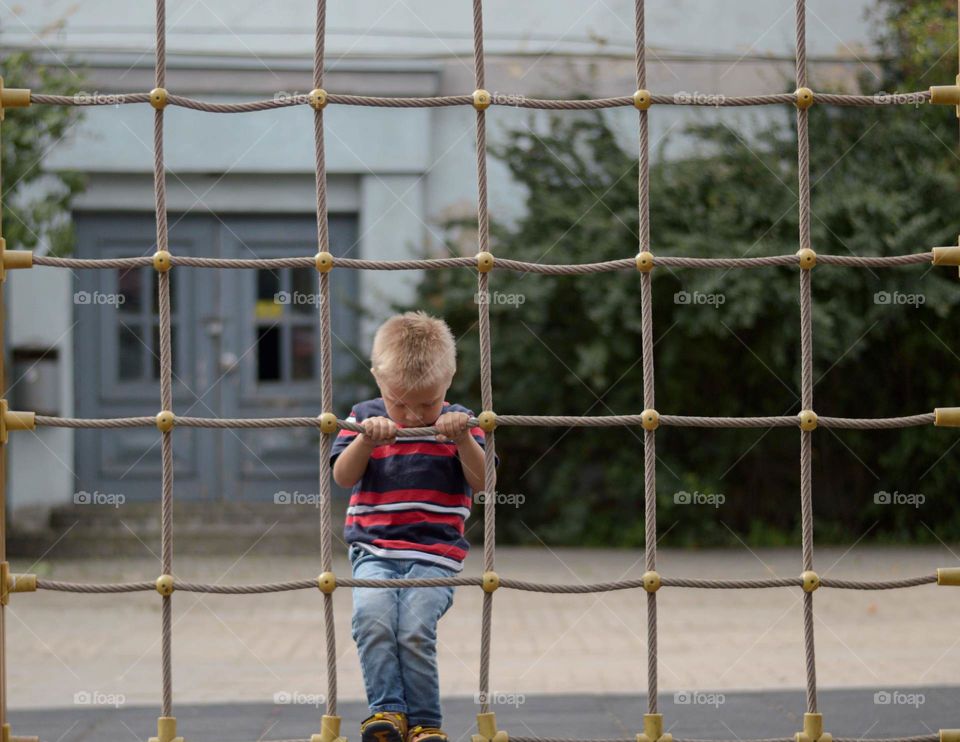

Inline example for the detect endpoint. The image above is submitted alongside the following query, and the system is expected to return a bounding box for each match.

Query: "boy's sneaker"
[407,725,449,742]
[360,711,408,742]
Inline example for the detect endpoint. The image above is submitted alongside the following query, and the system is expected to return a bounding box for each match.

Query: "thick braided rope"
[34,573,936,594]
[796,0,819,715]
[312,0,341,719]
[29,251,936,271]
[152,0,177,718]
[29,91,932,111]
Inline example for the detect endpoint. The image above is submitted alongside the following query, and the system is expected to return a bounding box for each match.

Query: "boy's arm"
[455,432,486,493]
[332,434,376,488]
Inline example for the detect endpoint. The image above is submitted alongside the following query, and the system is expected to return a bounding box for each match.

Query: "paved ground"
[4,545,958,740]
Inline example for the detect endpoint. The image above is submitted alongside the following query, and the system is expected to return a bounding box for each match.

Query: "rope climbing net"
[0,1,959,741]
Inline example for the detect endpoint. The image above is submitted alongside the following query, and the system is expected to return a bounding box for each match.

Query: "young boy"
[331,311,499,742]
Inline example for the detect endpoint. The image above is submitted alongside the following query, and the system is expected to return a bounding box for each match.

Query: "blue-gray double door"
[73,213,358,501]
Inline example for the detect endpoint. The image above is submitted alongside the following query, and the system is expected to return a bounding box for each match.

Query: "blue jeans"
[349,543,457,728]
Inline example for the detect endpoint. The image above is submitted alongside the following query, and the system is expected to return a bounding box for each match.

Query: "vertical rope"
[472,0,498,716]
[633,0,659,717]
[312,0,338,720]
[795,0,818,715]
[153,0,175,720]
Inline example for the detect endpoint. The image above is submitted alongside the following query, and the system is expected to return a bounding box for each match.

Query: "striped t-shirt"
[330,397,500,573]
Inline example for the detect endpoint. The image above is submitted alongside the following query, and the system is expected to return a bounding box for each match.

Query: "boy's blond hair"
[370,311,457,392]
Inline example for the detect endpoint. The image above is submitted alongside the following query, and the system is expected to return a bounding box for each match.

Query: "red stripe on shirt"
[346,510,465,533]
[351,488,471,508]
[370,441,456,459]
[372,538,467,562]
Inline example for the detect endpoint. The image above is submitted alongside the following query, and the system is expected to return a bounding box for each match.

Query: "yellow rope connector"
[481,571,499,593]
[149,88,168,110]
[0,237,33,283]
[472,89,491,111]
[795,87,815,110]
[635,251,654,272]
[642,570,661,593]
[477,411,497,432]
[795,712,831,742]
[636,713,672,742]
[309,89,328,111]
[0,400,36,444]
[318,571,337,593]
[797,248,817,269]
[2,721,39,742]
[156,411,175,433]
[936,568,960,586]
[153,250,172,272]
[318,412,338,434]
[472,711,509,742]
[155,575,174,596]
[930,78,960,117]
[934,408,960,427]
[315,251,334,273]
[940,730,960,742]
[932,246,960,266]
[311,714,348,742]
[801,570,820,592]
[0,77,31,121]
[798,410,818,431]
[148,716,183,742]
[633,90,652,110]
[477,251,495,273]
[640,409,659,431]
[0,563,36,605]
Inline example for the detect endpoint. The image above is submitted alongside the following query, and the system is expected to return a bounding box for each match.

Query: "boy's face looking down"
[375,376,451,428]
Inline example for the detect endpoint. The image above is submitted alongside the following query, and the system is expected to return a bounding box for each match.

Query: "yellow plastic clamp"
[932,246,960,266]
[795,88,815,110]
[940,730,960,742]
[798,410,818,431]
[641,409,659,431]
[311,714,348,742]
[0,238,33,282]
[937,568,960,586]
[0,77,31,121]
[309,89,328,111]
[472,712,509,742]
[318,412,338,434]
[153,250,172,272]
[155,575,174,596]
[636,251,654,272]
[797,248,817,269]
[477,411,497,433]
[156,411,175,433]
[148,716,183,742]
[0,563,36,605]
[801,570,820,592]
[795,712,831,742]
[315,251,334,273]
[642,570,661,593]
[930,77,960,117]
[149,88,168,110]
[482,571,499,593]
[0,400,35,445]
[318,571,337,594]
[477,251,495,273]
[633,90,652,110]
[472,90,491,111]
[934,408,960,427]
[636,713,672,742]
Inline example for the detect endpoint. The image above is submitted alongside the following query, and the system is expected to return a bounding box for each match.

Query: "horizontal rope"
[32,412,938,431]
[29,89,933,111]
[31,251,937,272]
[34,574,937,594]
